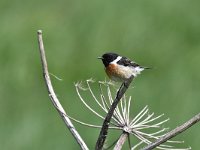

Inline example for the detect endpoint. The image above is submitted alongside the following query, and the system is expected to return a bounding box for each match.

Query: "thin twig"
[142,113,200,150]
[95,76,134,150]
[37,30,89,150]
[114,132,129,150]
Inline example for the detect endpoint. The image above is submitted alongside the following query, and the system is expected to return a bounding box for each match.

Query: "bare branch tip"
[37,30,42,34]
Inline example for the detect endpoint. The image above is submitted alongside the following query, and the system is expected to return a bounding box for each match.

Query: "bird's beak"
[97,57,103,59]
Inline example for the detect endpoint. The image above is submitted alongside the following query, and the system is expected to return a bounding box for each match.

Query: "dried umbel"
[69,79,190,150]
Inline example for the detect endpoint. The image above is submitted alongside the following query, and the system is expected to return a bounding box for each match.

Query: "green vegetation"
[0,0,200,149]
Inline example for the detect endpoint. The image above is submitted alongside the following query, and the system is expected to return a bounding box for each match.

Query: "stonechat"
[98,52,150,82]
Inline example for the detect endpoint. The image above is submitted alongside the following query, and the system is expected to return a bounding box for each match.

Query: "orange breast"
[105,64,121,78]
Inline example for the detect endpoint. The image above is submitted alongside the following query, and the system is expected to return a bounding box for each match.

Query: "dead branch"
[37,30,89,150]
[142,112,200,150]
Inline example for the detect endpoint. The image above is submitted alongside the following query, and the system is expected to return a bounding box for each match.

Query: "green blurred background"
[0,0,200,149]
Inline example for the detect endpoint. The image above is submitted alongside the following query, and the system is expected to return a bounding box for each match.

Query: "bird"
[98,52,150,82]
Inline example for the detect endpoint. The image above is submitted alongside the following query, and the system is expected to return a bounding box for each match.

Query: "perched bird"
[98,52,150,82]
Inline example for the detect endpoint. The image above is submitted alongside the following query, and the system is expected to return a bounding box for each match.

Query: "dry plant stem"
[143,112,200,150]
[95,76,134,150]
[37,30,89,150]
[114,132,129,150]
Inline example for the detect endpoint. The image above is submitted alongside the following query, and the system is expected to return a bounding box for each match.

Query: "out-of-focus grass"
[0,0,200,149]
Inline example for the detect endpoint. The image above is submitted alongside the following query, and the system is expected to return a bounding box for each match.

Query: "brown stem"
[37,30,88,150]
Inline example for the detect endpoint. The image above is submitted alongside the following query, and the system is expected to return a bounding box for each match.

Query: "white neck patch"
[110,56,122,64]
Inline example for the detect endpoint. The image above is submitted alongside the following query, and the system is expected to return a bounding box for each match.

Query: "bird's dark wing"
[117,56,140,67]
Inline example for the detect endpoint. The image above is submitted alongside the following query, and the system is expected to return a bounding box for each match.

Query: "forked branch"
[37,30,88,150]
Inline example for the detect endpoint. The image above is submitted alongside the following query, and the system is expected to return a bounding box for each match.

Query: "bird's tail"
[143,66,152,69]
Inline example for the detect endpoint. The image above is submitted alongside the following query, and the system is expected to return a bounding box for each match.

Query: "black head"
[98,52,119,67]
